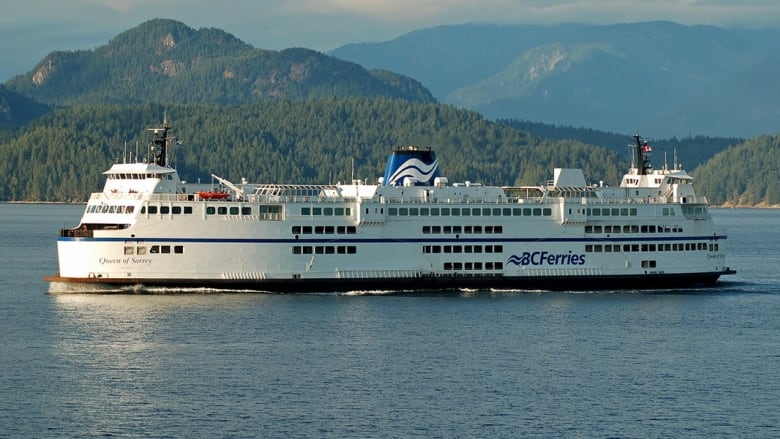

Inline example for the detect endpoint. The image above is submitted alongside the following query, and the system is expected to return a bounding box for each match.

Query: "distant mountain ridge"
[330,22,780,137]
[4,19,435,106]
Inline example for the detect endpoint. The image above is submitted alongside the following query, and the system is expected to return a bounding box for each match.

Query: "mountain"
[329,22,780,138]
[4,19,435,106]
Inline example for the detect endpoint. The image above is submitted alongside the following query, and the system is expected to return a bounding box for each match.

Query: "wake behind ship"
[46,118,735,292]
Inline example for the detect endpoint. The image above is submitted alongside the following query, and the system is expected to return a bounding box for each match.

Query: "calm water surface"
[1,204,778,437]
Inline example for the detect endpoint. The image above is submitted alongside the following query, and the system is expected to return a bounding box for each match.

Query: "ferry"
[46,119,735,292]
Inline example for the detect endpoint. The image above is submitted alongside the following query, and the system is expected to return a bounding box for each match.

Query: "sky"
[3,0,780,81]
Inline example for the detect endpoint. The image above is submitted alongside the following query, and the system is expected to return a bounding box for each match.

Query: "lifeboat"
[197,191,229,200]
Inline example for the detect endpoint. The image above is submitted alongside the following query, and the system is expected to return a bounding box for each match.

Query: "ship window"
[292,226,302,234]
[174,246,183,254]
[325,246,335,254]
[481,208,490,216]
[313,207,322,215]
[464,245,473,253]
[423,226,432,234]
[475,262,483,270]
[486,262,494,270]
[586,245,593,252]
[218,207,227,215]
[453,262,462,270]
[585,225,593,233]
[124,246,134,255]
[493,208,502,216]
[242,207,252,215]
[315,226,324,234]
[148,206,158,214]
[323,207,333,216]
[593,225,602,233]
[302,246,313,254]
[441,208,450,216]
[473,245,482,253]
[206,206,215,215]
[495,245,503,253]
[347,246,356,254]
[324,226,335,234]
[462,208,470,216]
[630,208,638,216]
[444,262,453,270]
[161,246,171,254]
[594,245,603,252]
[410,208,419,216]
[444,245,452,253]
[229,206,239,215]
[302,207,311,215]
[443,226,452,234]
[150,245,160,254]
[172,206,182,214]
[315,246,325,254]
[302,226,312,234]
[473,226,482,234]
[612,208,620,216]
[503,208,512,216]
[399,208,408,216]
[431,225,441,234]
[465,262,473,270]
[420,208,429,215]
[388,207,398,216]
[137,246,146,255]
[451,208,460,216]
[347,226,356,234]
[464,226,472,234]
[452,226,462,234]
[160,206,170,214]
[335,207,344,215]
[641,260,657,268]
[430,208,440,216]
[292,246,302,254]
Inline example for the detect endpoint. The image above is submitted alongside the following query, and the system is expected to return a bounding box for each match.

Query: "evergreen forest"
[0,99,626,201]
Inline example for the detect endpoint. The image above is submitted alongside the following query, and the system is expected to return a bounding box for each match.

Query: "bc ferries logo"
[387,158,439,186]
[507,251,586,266]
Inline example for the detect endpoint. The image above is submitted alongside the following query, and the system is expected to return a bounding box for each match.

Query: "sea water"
[1,204,778,437]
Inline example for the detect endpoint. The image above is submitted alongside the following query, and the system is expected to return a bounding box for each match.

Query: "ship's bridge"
[102,163,180,194]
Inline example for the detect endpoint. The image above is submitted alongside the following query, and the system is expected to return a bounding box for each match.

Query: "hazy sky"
[3,0,780,81]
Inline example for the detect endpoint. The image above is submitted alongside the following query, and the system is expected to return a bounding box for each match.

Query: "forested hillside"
[693,135,780,206]
[0,85,51,132]
[4,19,434,106]
[0,99,625,201]
[499,119,743,170]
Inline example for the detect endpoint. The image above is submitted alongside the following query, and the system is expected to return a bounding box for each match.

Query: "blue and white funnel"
[382,146,440,186]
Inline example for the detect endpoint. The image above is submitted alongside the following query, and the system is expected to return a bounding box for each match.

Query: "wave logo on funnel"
[387,158,439,186]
